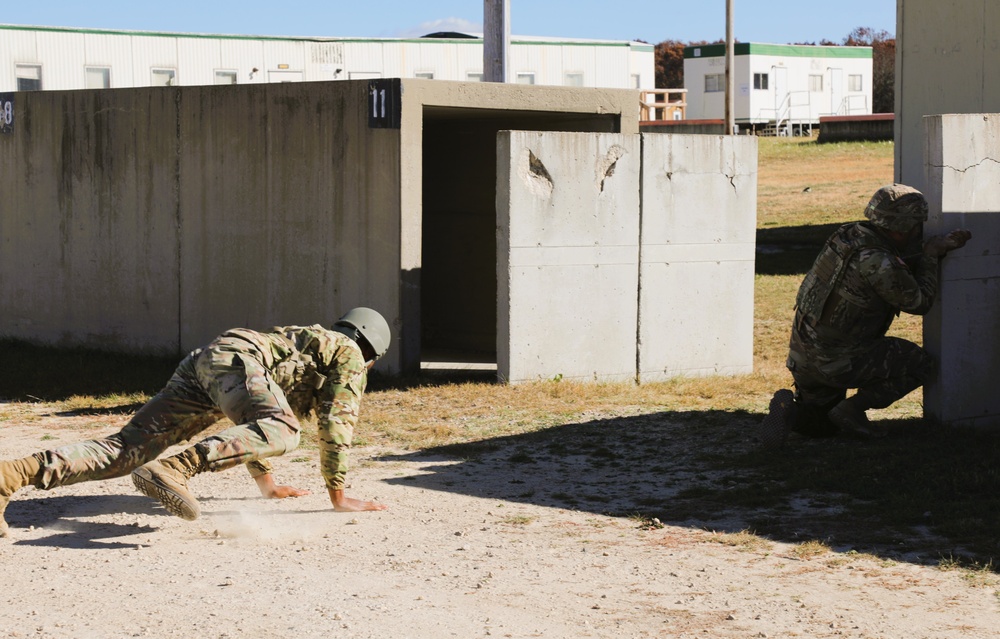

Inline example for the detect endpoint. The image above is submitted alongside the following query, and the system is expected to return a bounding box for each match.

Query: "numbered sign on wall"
[0,93,13,134]
[368,79,401,129]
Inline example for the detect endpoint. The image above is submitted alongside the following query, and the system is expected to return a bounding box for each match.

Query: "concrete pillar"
[923,113,1000,427]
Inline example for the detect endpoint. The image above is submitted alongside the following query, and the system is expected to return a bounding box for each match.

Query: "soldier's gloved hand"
[923,229,972,257]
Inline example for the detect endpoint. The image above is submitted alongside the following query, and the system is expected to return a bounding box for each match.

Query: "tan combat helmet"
[864,184,928,233]
[334,307,391,361]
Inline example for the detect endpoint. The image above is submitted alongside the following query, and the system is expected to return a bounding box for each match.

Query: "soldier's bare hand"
[254,473,311,499]
[944,229,972,251]
[924,229,972,257]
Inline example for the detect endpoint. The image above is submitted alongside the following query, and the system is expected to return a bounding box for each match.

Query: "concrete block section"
[0,89,180,353]
[497,130,640,383]
[638,133,757,381]
[923,113,1000,427]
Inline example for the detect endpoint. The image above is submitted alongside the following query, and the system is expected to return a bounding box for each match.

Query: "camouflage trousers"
[788,336,935,437]
[35,336,301,490]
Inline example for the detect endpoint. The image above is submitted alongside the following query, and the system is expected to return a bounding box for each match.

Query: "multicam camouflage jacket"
[221,324,368,491]
[789,221,939,369]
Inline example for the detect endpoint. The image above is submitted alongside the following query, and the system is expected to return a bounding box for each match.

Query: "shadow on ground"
[380,409,1000,569]
[5,494,161,549]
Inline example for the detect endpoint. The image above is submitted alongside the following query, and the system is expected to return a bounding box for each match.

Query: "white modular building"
[683,42,873,133]
[0,24,654,92]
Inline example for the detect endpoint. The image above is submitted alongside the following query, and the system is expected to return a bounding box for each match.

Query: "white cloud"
[395,17,482,38]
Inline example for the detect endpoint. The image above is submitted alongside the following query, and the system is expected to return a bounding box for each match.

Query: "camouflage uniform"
[33,325,367,492]
[786,220,938,436]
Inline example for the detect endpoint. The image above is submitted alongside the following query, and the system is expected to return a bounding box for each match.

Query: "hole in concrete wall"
[419,106,620,374]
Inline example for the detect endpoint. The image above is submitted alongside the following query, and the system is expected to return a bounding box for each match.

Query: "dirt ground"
[1,403,998,639]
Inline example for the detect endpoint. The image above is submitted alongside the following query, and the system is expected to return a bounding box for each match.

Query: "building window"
[705,73,724,93]
[631,74,641,89]
[85,66,111,89]
[753,72,769,90]
[516,72,535,85]
[16,64,42,91]
[214,70,237,85]
[564,72,584,87]
[466,72,483,82]
[415,71,434,79]
[809,74,823,92]
[151,68,176,86]
[848,74,863,92]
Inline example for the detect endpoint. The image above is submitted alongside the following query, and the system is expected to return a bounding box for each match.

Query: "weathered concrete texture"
[497,131,641,383]
[896,0,1000,191]
[922,114,1000,427]
[0,89,180,353]
[176,81,401,354]
[638,134,757,381]
[497,131,757,384]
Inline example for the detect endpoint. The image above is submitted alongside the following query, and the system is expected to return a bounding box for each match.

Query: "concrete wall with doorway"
[396,80,640,372]
[922,114,1000,427]
[0,79,640,375]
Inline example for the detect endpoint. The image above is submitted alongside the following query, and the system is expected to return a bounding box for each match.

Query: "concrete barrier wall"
[638,134,757,380]
[175,81,401,353]
[923,114,1000,427]
[497,131,757,383]
[0,82,402,364]
[497,131,641,383]
[0,89,181,352]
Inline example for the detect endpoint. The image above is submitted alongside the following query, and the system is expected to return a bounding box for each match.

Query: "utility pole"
[725,0,735,134]
[484,0,510,83]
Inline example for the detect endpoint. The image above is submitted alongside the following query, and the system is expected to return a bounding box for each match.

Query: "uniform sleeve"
[245,459,273,478]
[858,248,939,315]
[315,346,368,491]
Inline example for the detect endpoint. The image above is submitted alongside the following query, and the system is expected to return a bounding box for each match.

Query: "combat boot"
[828,398,887,440]
[759,389,796,449]
[0,454,43,538]
[131,447,206,521]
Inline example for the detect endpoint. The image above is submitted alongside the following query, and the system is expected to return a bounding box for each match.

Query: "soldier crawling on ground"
[0,307,392,537]
[761,184,972,446]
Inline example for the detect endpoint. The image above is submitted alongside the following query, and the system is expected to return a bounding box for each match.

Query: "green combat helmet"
[864,184,928,234]
[334,307,392,361]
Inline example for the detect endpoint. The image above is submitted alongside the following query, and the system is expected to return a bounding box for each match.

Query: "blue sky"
[2,1,896,44]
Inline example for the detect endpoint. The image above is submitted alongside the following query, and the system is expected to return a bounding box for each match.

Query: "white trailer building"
[683,42,873,133]
[0,24,654,92]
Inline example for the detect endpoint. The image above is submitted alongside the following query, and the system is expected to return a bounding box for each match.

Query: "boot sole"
[132,466,201,521]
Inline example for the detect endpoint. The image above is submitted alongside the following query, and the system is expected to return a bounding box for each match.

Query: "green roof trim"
[0,23,645,48]
[684,42,871,59]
